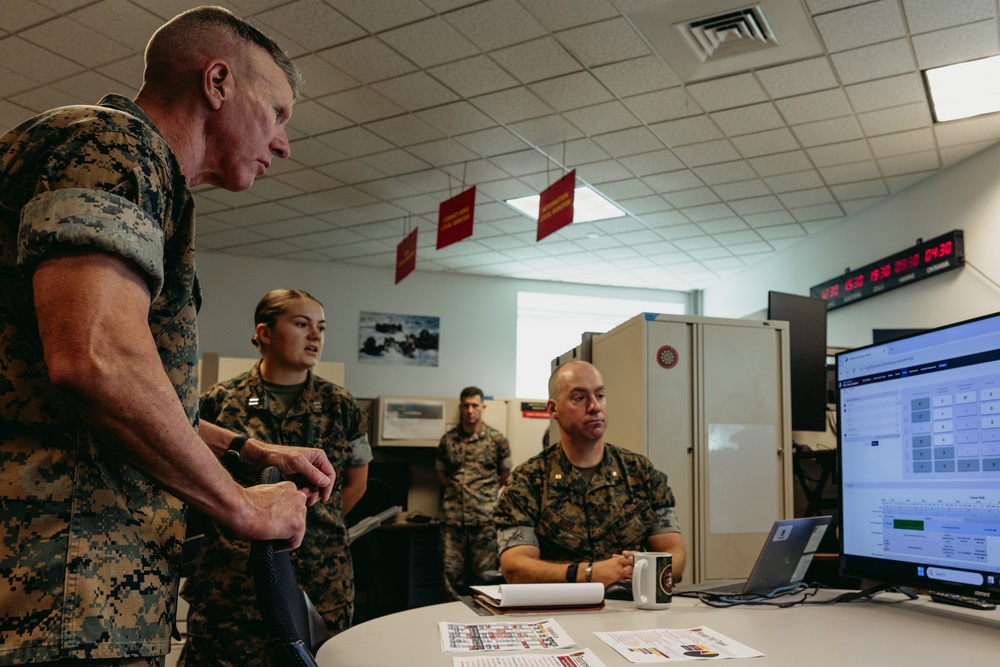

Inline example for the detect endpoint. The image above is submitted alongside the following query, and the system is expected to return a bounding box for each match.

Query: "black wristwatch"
[223,433,250,472]
[565,562,579,583]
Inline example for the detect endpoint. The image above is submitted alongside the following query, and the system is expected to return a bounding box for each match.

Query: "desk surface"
[317,590,1000,666]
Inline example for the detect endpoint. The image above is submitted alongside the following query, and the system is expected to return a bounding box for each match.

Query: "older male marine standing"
[0,7,334,666]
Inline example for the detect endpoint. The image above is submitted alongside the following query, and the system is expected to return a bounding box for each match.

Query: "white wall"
[702,141,1000,349]
[195,252,688,398]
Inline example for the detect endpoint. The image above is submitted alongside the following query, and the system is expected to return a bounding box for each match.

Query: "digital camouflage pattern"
[494,443,681,562]
[439,523,502,600]
[179,362,371,665]
[435,424,511,526]
[435,424,511,599]
[0,95,198,663]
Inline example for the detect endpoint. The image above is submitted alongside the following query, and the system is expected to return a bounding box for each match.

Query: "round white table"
[316,590,1000,666]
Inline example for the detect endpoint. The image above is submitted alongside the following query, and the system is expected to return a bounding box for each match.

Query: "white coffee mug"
[632,552,672,610]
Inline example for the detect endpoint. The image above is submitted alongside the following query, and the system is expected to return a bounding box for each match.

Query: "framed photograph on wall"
[358,311,440,367]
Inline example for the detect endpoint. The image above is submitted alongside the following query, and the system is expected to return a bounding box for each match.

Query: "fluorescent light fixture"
[505,186,626,223]
[924,55,1000,122]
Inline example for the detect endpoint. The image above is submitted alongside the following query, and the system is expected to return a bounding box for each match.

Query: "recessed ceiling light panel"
[925,55,1000,123]
[505,186,626,224]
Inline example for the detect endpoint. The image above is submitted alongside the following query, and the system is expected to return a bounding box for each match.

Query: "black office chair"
[249,467,332,667]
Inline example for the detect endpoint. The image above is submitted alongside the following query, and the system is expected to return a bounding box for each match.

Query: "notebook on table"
[694,516,832,597]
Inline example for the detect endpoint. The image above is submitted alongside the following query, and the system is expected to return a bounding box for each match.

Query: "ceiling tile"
[557,17,651,67]
[813,0,906,53]
[372,71,460,112]
[819,160,882,184]
[365,115,445,147]
[831,39,916,85]
[730,128,802,158]
[791,116,864,147]
[623,88,701,125]
[764,170,826,192]
[694,161,758,185]
[320,38,416,85]
[428,55,519,98]
[416,101,497,136]
[491,37,581,83]
[755,57,839,99]
[912,20,999,70]
[331,0,434,32]
[564,100,642,135]
[710,103,786,136]
[776,89,853,125]
[712,179,773,200]
[902,0,996,35]
[845,73,925,113]
[868,127,935,158]
[671,140,742,167]
[619,149,685,176]
[380,16,480,68]
[445,0,548,51]
[528,71,613,112]
[520,0,619,31]
[256,0,364,52]
[649,116,723,147]
[749,150,814,177]
[877,150,940,176]
[471,86,555,124]
[858,103,930,137]
[591,55,681,97]
[591,127,665,158]
[807,140,874,167]
[685,74,770,112]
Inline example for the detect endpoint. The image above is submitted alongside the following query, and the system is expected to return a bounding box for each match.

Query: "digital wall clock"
[809,230,964,311]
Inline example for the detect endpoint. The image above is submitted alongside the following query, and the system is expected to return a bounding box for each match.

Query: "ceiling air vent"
[676,5,777,63]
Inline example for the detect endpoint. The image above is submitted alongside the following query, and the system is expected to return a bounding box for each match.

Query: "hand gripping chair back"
[249,467,333,666]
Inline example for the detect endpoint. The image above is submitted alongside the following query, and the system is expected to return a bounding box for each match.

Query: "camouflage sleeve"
[343,393,373,466]
[498,433,513,471]
[434,435,448,472]
[347,434,373,466]
[493,465,541,553]
[18,188,165,297]
[646,463,681,535]
[198,385,226,426]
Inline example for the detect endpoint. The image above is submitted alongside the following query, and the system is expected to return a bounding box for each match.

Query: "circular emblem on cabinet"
[656,345,679,369]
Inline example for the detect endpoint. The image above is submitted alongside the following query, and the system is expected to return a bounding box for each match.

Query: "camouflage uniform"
[0,96,198,664]
[435,424,511,598]
[179,362,371,666]
[494,443,681,562]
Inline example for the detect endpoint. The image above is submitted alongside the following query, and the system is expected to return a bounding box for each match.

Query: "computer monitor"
[768,291,828,432]
[836,311,1000,602]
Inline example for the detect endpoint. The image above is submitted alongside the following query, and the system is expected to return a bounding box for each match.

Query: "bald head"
[142,6,301,102]
[548,360,602,400]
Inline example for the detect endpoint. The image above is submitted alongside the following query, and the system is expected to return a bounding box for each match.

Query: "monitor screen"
[836,311,1000,601]
[768,291,828,432]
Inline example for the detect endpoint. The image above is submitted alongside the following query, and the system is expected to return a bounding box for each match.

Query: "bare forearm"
[34,251,249,527]
[646,532,686,582]
[340,464,368,516]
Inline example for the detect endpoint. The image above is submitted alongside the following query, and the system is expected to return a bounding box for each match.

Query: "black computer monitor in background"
[768,291,828,432]
[836,312,1000,602]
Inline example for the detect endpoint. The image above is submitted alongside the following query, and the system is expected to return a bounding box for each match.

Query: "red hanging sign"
[395,228,418,284]
[537,170,576,241]
[437,185,476,249]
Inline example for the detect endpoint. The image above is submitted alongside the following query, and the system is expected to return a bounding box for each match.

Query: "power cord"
[676,582,919,608]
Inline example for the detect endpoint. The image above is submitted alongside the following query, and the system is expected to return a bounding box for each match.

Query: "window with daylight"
[515,291,685,398]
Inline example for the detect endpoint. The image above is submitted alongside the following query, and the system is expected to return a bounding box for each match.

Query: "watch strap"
[565,562,579,583]
[223,433,250,473]
[585,562,593,583]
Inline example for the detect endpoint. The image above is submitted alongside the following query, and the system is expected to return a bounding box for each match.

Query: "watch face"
[656,345,679,369]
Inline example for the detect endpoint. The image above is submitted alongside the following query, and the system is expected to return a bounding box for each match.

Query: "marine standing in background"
[180,289,372,666]
[0,8,334,666]
[436,387,513,599]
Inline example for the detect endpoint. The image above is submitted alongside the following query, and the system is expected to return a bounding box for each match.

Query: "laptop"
[694,516,832,597]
